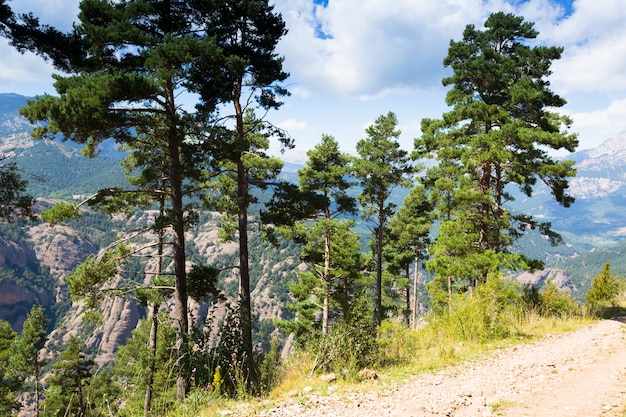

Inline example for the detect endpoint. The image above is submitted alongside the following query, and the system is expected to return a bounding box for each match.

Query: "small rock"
[359,368,378,380]
[319,372,337,383]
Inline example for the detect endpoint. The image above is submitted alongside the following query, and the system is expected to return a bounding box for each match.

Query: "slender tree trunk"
[322,217,331,336]
[166,81,189,401]
[144,302,159,416]
[232,84,256,387]
[145,177,166,416]
[447,275,453,312]
[34,362,40,417]
[405,264,410,326]
[375,204,384,326]
[237,158,256,387]
[411,251,419,329]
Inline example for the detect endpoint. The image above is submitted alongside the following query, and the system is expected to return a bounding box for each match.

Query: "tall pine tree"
[414,12,577,296]
[9,305,48,417]
[354,112,413,325]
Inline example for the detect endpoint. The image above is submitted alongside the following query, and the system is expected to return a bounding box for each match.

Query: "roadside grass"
[488,398,517,415]
[190,311,595,417]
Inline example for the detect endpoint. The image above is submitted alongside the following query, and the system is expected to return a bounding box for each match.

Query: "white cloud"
[0,41,58,96]
[548,0,626,93]
[274,0,488,97]
[567,99,626,149]
[277,118,308,132]
[10,0,79,31]
[274,0,571,98]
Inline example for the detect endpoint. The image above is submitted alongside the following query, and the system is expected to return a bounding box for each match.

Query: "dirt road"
[259,318,626,417]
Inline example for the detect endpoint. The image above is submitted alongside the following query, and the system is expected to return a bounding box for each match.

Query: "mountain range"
[2,92,626,359]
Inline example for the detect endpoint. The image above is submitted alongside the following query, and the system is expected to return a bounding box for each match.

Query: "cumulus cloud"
[275,0,483,97]
[277,118,308,132]
[274,0,571,98]
[10,0,79,30]
[567,99,626,148]
[547,0,626,93]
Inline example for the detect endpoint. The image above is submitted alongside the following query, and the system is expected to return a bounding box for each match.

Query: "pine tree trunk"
[166,82,189,401]
[237,158,257,388]
[411,251,419,329]
[322,225,331,336]
[405,287,410,326]
[375,205,384,326]
[34,363,40,417]
[144,302,159,416]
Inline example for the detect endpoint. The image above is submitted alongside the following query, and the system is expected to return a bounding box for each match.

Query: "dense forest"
[0,1,624,416]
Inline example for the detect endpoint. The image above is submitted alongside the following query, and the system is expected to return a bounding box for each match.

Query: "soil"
[254,318,626,417]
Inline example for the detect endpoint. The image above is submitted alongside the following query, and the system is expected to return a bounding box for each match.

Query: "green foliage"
[114,313,178,416]
[280,221,371,344]
[586,261,623,314]
[40,201,81,226]
[384,185,433,322]
[313,318,378,380]
[190,303,252,398]
[540,280,580,317]
[9,305,48,415]
[0,320,20,415]
[433,277,522,343]
[66,249,120,311]
[187,264,223,303]
[415,12,578,292]
[0,160,34,220]
[42,336,120,417]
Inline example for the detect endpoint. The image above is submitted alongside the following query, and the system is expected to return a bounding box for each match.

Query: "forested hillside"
[0,4,625,417]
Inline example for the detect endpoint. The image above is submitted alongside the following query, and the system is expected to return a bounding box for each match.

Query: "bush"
[428,277,521,343]
[586,261,623,314]
[541,280,580,318]
[377,320,421,366]
[313,320,378,380]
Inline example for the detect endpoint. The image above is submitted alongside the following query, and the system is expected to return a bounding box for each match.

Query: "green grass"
[190,311,595,417]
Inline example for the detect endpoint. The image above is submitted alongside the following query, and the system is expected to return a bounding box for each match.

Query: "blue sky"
[1,0,625,163]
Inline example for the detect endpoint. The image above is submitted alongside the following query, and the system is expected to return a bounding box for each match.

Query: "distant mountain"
[3,92,626,302]
[509,131,626,248]
[0,93,128,198]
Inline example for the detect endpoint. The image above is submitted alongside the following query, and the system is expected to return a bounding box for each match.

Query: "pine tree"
[414,12,578,295]
[384,185,433,326]
[586,261,622,310]
[206,109,287,389]
[354,112,413,325]
[280,134,356,336]
[41,336,114,417]
[0,320,20,415]
[9,305,48,417]
[193,0,290,388]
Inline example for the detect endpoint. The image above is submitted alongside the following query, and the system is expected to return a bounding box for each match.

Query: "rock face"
[28,222,98,281]
[0,236,53,331]
[0,215,140,360]
[0,281,53,332]
[567,131,626,200]
[516,268,576,293]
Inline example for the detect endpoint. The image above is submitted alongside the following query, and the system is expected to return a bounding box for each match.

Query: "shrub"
[586,261,622,310]
[541,279,580,318]
[314,320,378,380]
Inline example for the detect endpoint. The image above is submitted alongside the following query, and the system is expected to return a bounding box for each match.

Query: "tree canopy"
[414,12,578,297]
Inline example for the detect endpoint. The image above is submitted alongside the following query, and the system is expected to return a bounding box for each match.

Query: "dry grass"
[190,312,596,417]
